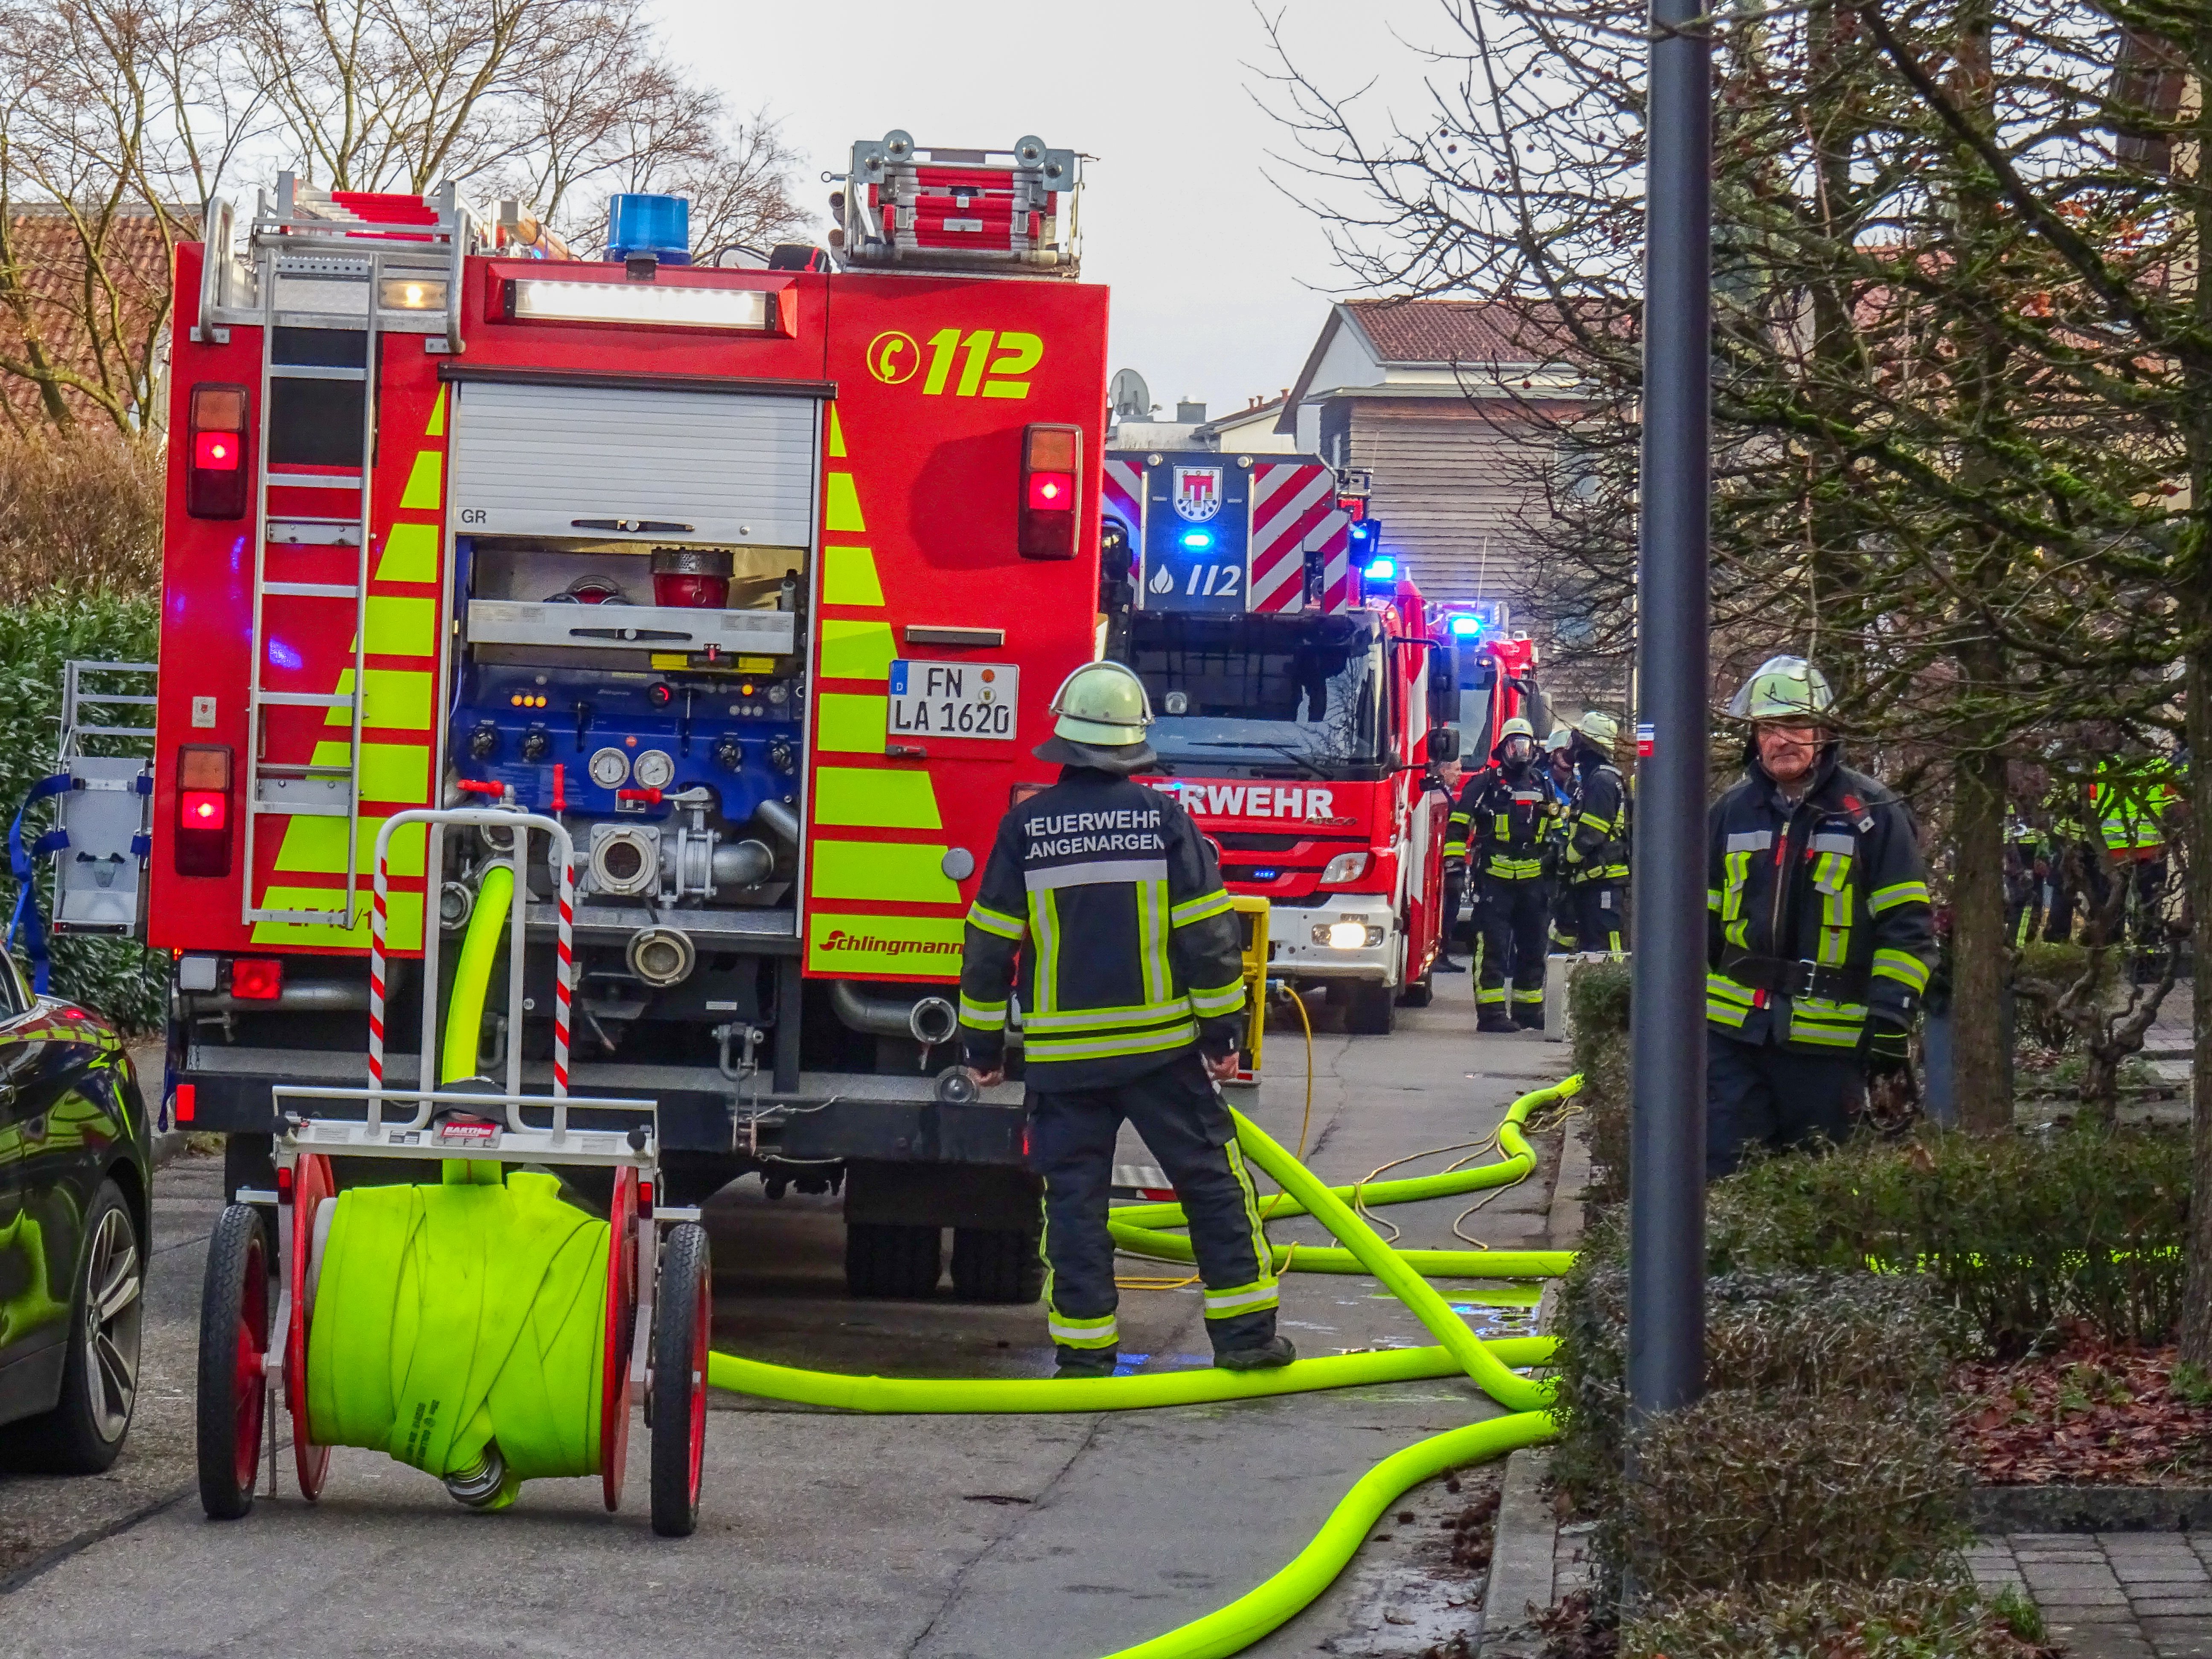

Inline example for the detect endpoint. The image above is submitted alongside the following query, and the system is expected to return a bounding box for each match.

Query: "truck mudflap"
[174,1045,1027,1164]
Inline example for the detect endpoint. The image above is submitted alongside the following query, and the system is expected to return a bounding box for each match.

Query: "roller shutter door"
[446,379,819,546]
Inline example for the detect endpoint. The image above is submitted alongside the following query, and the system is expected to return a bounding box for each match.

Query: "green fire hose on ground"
[312,867,1580,1652]
[707,1077,1584,1659]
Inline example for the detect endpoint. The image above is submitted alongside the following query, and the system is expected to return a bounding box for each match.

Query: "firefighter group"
[1438,709,1628,1033]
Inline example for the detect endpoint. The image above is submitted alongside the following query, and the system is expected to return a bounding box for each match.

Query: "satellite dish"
[1109,368,1152,422]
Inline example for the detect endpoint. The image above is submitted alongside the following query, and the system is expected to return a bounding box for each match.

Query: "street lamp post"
[1627,0,1712,1468]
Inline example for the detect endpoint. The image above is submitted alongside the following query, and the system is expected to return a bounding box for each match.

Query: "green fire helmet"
[1575,710,1620,754]
[1725,655,1836,724]
[1033,659,1158,774]
[1545,727,1573,754]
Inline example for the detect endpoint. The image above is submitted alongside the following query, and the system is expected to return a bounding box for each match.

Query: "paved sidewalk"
[1970,1534,2212,1658]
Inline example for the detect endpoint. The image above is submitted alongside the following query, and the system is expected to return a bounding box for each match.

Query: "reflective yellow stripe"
[819,619,896,681]
[1188,980,1246,1018]
[1707,888,1722,910]
[811,841,960,903]
[1487,858,1544,879]
[1871,949,1930,992]
[1047,1313,1118,1348]
[1030,887,1060,1013]
[958,995,1007,1028]
[817,692,889,752]
[966,900,1025,940]
[1223,1141,1277,1289]
[1706,973,1754,1006]
[1204,1281,1280,1316]
[1138,879,1167,1005]
[1024,1022,1198,1062]
[815,766,941,829]
[1869,881,1930,913]
[1170,889,1233,927]
[1706,1000,1751,1026]
[1022,998,1194,1033]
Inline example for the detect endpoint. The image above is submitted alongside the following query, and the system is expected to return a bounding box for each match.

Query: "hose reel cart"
[193,808,714,1535]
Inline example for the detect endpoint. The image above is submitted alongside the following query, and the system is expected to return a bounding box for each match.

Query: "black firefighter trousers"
[1706,1031,1866,1179]
[1025,1050,1279,1367]
[1478,873,1548,1026]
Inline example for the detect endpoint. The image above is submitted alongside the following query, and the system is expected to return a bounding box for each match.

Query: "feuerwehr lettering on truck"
[1144,781,1336,821]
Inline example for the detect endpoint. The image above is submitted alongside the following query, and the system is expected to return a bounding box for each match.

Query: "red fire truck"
[1101,451,1456,1035]
[149,133,1109,1301]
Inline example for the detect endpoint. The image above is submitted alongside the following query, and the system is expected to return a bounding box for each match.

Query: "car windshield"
[1129,612,1387,777]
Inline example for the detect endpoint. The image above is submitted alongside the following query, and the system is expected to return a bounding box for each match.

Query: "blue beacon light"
[1363,556,1395,580]
[1180,530,1214,550]
[1449,614,1482,637]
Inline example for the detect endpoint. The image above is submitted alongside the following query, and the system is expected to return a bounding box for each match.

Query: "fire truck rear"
[1102,451,1456,1036]
[154,133,1106,1301]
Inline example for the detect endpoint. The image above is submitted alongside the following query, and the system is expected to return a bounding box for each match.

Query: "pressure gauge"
[633,749,676,791]
[588,747,631,789]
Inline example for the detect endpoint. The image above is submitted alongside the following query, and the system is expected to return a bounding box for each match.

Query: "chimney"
[1175,397,1207,424]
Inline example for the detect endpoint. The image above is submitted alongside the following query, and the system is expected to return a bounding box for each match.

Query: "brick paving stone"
[2133,1599,2212,1616]
[2125,1568,2212,1584]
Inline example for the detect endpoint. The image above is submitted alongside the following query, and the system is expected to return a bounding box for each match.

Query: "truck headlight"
[1313,921,1384,949]
[1319,851,1370,884]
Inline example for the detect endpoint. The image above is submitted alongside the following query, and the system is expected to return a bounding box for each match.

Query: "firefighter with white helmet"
[1543,729,1581,952]
[1706,656,1935,1176]
[959,661,1294,1377]
[1561,711,1630,953]
[1446,715,1557,1032]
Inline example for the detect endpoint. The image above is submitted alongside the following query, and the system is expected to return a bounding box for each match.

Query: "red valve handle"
[617,787,663,804]
[551,763,566,815]
[456,779,506,797]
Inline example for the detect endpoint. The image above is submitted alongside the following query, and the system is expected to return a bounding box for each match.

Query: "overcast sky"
[651,0,1447,422]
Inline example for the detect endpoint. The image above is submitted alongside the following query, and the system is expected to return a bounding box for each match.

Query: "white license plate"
[888,659,1019,742]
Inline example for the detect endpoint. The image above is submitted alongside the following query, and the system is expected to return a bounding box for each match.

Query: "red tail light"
[230,958,283,1000]
[186,384,250,519]
[173,1082,196,1124]
[1019,423,1081,559]
[175,745,234,877]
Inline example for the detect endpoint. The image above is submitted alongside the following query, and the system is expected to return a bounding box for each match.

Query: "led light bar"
[509,277,770,331]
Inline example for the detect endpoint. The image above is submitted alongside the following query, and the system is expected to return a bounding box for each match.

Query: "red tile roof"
[2,205,186,425]
[1342,297,1561,365]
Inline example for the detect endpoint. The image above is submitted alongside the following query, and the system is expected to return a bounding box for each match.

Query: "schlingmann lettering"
[820,929,958,957]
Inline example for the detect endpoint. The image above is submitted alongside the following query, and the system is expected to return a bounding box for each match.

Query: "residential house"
[1277,298,1578,615]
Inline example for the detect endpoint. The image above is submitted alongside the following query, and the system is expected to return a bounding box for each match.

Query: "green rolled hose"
[306,1172,609,1508]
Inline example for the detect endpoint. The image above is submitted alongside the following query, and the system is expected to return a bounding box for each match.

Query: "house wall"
[1339,397,1571,609]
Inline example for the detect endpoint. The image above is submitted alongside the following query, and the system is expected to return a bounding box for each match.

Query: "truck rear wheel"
[949,1225,1045,1304]
[1346,983,1397,1036]
[844,1222,943,1299]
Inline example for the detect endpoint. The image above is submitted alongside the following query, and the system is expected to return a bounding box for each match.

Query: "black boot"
[1477,1006,1517,1033]
[1054,1347,1118,1378]
[1215,1335,1297,1371]
[1513,1002,1545,1030]
[1434,956,1467,974]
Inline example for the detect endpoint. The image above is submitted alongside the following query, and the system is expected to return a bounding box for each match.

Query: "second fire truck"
[1102,450,1456,1035]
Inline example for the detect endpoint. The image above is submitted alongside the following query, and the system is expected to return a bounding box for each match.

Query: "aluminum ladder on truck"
[233,175,471,927]
[4,660,158,991]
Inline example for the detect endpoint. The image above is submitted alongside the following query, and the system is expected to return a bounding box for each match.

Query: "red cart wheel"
[196,1205,268,1519]
[650,1221,710,1537]
[287,1153,334,1500]
[600,1167,639,1512]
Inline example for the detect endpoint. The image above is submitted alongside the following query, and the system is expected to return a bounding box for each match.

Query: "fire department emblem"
[1172,466,1223,523]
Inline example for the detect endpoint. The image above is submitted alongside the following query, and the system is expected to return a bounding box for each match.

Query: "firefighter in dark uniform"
[1543,729,1581,952]
[959,661,1294,1380]
[1706,657,1936,1177]
[1448,716,1555,1032]
[1562,711,1629,953]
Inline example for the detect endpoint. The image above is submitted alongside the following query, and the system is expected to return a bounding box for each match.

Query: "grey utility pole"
[1627,0,1712,1432]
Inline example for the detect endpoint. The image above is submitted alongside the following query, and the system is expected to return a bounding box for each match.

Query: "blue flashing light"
[1449,614,1482,637]
[1363,556,1395,580]
[607,193,693,264]
[1180,530,1214,550]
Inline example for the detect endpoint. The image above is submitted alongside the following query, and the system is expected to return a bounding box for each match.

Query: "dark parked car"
[0,951,151,1471]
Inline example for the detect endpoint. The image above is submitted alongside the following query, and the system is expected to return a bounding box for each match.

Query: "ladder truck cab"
[1101,450,1457,1036]
[1434,608,1548,762]
[154,133,1110,1302]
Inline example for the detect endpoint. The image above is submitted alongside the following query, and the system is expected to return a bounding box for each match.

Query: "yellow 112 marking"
[920,329,1041,398]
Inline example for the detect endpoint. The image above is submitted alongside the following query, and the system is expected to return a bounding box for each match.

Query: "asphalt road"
[0,998,1572,1658]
